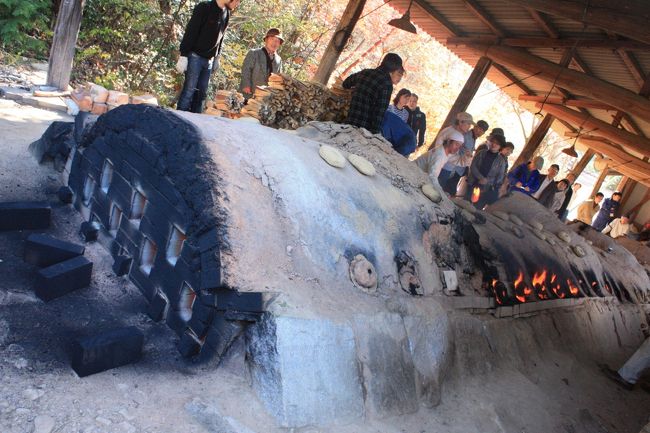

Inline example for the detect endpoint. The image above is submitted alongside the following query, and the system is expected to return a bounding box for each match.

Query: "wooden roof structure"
[386,0,650,186]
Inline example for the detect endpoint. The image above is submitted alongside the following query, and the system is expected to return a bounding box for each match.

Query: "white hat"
[448,129,465,143]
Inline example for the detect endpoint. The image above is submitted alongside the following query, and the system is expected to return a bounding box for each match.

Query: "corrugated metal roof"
[387,0,650,170]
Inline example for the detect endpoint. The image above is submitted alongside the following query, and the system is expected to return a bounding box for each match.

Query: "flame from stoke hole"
[567,279,580,296]
[513,271,528,303]
[471,187,481,204]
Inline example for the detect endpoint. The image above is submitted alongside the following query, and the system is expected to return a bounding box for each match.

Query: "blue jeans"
[177,53,212,113]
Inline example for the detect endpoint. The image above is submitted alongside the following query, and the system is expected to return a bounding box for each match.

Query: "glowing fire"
[567,279,580,296]
[604,283,612,294]
[550,274,557,284]
[513,271,527,303]
[471,187,481,203]
[490,279,506,305]
[532,270,547,287]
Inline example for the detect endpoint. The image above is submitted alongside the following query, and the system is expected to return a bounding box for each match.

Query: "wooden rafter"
[492,63,534,96]
[446,37,650,51]
[412,0,463,37]
[575,136,650,186]
[465,44,650,121]
[462,0,507,37]
[527,9,560,39]
[537,103,650,156]
[499,0,650,46]
[518,95,616,111]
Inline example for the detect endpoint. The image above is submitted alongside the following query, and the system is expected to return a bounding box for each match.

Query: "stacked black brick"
[57,104,266,360]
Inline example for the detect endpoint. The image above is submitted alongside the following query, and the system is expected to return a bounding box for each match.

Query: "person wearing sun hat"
[240,28,284,99]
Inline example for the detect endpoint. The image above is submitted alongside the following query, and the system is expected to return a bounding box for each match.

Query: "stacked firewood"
[212,74,351,130]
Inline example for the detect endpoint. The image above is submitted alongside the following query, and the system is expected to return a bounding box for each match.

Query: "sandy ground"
[1,97,649,433]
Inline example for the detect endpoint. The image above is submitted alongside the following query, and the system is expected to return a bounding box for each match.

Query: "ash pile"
[29,104,650,429]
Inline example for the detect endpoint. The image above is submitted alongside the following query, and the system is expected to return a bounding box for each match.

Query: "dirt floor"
[1,94,649,433]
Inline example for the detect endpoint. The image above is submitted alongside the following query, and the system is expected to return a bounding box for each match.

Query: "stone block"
[200,249,222,289]
[71,326,143,377]
[57,186,74,204]
[352,313,419,418]
[35,256,93,301]
[112,255,132,276]
[80,221,100,242]
[495,306,513,318]
[214,289,265,313]
[178,329,202,358]
[442,270,458,292]
[403,309,451,408]
[147,291,169,322]
[24,233,85,267]
[0,201,51,231]
[202,312,245,359]
[247,315,363,428]
[91,103,108,115]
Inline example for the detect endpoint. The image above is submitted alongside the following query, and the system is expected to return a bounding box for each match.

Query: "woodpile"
[211,74,351,130]
[69,83,158,115]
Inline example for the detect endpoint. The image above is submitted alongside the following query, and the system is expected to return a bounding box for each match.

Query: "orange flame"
[491,279,504,305]
[591,281,597,287]
[532,270,547,287]
[471,187,481,203]
[550,274,557,284]
[513,271,527,303]
[552,284,565,298]
[567,279,580,296]
[604,283,612,294]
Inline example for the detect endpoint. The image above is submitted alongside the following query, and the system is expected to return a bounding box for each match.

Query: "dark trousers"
[438,168,467,196]
[177,53,212,113]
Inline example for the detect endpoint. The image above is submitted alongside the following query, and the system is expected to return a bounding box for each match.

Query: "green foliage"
[0,0,51,58]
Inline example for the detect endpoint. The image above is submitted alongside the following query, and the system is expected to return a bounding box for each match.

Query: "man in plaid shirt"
[342,53,404,134]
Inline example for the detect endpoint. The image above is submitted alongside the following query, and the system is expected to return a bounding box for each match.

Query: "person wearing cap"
[239,28,284,99]
[406,94,427,147]
[176,0,240,113]
[343,53,404,134]
[436,116,488,196]
[415,129,464,181]
[508,156,544,196]
[475,127,505,154]
[466,134,508,209]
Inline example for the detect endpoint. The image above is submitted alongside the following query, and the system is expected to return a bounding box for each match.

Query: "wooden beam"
[462,0,507,37]
[468,44,650,121]
[499,0,650,46]
[47,0,86,90]
[447,36,650,50]
[528,9,560,38]
[412,0,463,36]
[427,56,492,152]
[492,63,534,95]
[617,50,646,89]
[577,137,650,186]
[518,95,616,110]
[619,113,645,137]
[571,149,595,178]
[313,0,367,85]
[538,103,650,156]
[512,113,555,168]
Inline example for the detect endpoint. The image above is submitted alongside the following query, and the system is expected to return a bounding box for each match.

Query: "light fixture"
[561,144,578,158]
[388,0,417,34]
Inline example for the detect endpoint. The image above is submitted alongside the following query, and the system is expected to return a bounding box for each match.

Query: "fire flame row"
[491,269,582,305]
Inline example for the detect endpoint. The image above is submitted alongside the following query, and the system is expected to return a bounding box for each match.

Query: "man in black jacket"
[176,0,241,113]
[406,94,426,147]
[342,53,404,134]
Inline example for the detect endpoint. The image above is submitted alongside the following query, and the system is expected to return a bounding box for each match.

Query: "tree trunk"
[313,0,367,85]
[47,0,86,91]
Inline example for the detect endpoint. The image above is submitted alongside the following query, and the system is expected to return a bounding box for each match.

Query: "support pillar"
[512,113,554,169]
[313,0,367,85]
[428,56,492,152]
[47,0,86,90]
[570,149,595,178]
[590,167,610,198]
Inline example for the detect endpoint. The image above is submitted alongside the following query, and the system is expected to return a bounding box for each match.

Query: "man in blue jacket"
[176,0,241,113]
[508,156,544,196]
[592,192,622,231]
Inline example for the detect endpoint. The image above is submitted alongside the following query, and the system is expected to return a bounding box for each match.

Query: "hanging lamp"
[388,0,417,34]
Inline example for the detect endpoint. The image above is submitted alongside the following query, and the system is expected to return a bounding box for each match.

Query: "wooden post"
[47,0,86,90]
[427,56,492,152]
[590,167,610,198]
[313,0,367,85]
[512,113,554,169]
[570,149,595,178]
[466,44,650,121]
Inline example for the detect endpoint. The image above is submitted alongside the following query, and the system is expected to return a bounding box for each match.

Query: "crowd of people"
[172,12,643,242]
